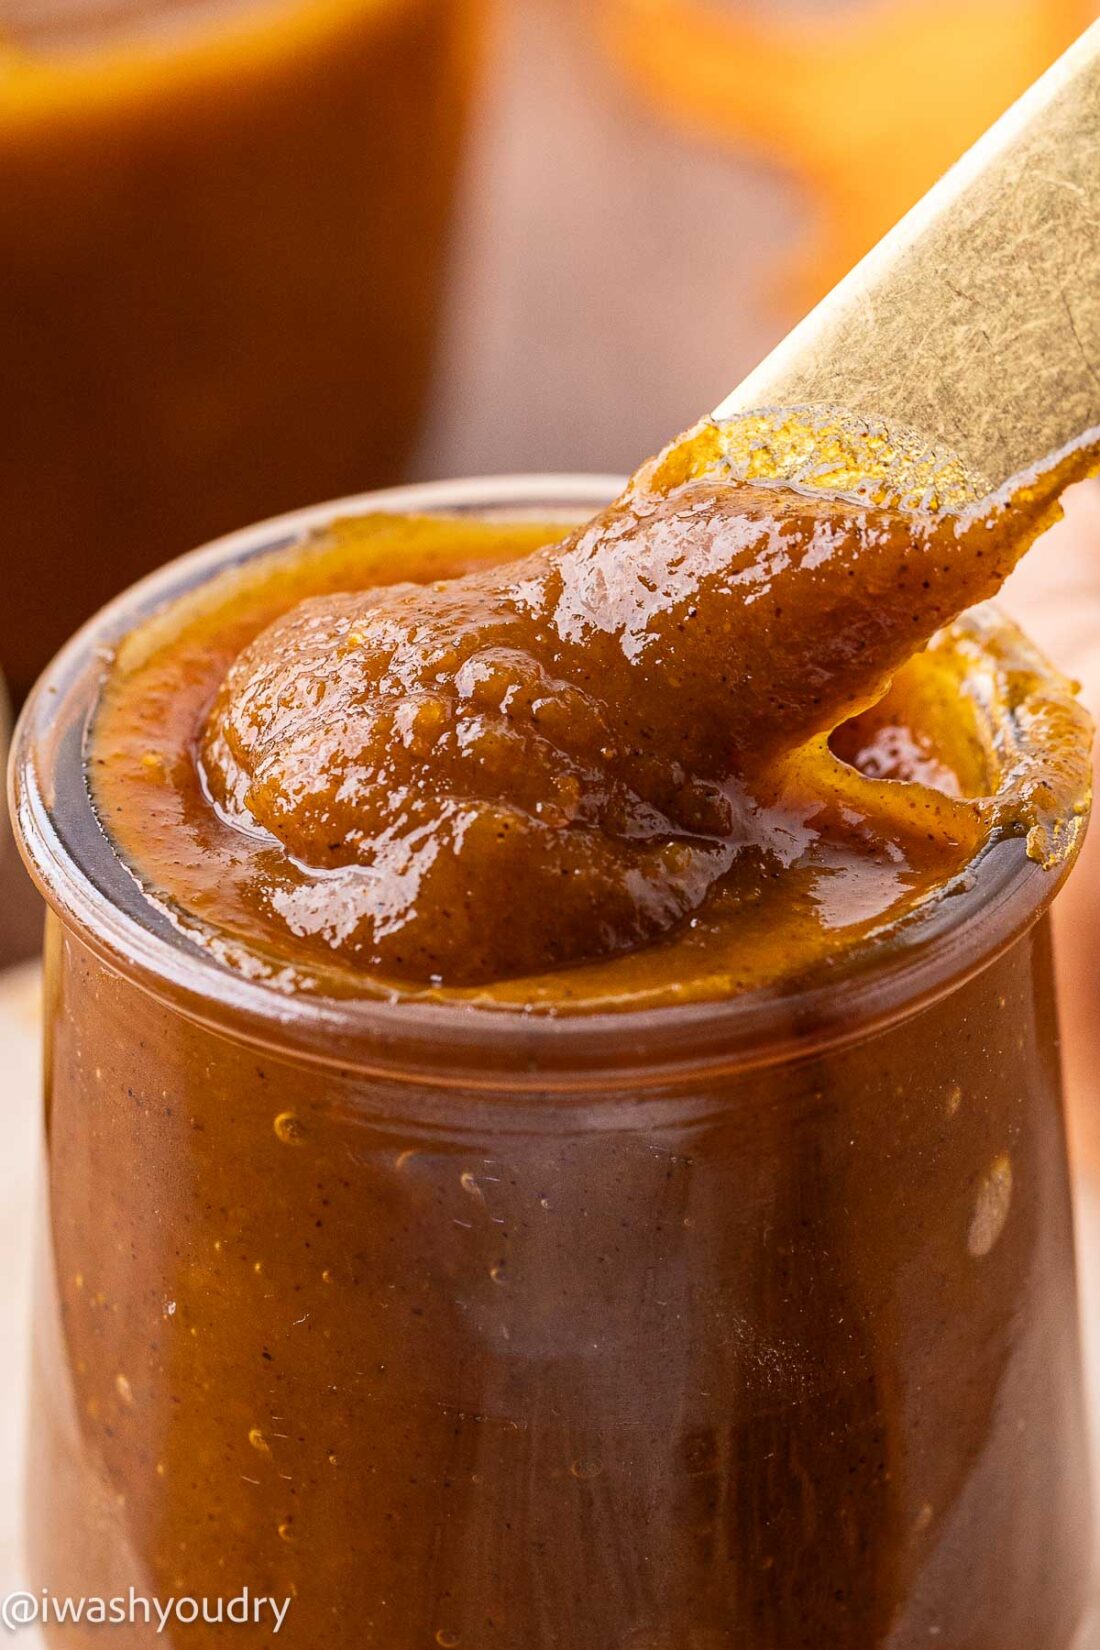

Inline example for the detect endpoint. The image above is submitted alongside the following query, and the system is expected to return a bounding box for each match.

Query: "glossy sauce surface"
[91,413,1099,1008]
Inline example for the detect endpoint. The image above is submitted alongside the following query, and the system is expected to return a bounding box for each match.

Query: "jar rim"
[8,472,1085,1091]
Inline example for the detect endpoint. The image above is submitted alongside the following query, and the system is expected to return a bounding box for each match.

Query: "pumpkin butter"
[94,411,1098,1001]
[20,410,1100,1648]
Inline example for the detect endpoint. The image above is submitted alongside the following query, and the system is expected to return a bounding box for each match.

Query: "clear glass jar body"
[12,478,1095,1648]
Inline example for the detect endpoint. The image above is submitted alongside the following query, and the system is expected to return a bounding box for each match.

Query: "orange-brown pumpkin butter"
[93,410,1099,1003]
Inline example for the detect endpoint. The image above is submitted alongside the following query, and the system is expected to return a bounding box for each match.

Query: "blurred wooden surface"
[1002,480,1100,1169]
[0,966,41,1608]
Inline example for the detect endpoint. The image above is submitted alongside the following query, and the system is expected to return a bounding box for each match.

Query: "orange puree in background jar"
[597,0,1091,305]
[0,0,481,699]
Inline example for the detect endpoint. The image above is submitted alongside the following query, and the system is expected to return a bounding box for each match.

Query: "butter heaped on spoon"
[198,408,1100,987]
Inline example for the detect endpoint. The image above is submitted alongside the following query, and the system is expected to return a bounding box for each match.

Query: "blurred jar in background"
[0,0,480,699]
[595,0,1092,303]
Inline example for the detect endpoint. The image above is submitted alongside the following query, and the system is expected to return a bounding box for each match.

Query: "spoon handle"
[714,22,1100,484]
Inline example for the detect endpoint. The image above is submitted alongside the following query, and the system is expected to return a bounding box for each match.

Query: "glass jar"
[11,477,1096,1647]
[0,0,481,701]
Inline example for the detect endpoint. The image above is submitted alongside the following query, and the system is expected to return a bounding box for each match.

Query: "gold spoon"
[713,20,1100,487]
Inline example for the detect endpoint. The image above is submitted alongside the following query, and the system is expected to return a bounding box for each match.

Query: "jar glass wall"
[11,478,1096,1648]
